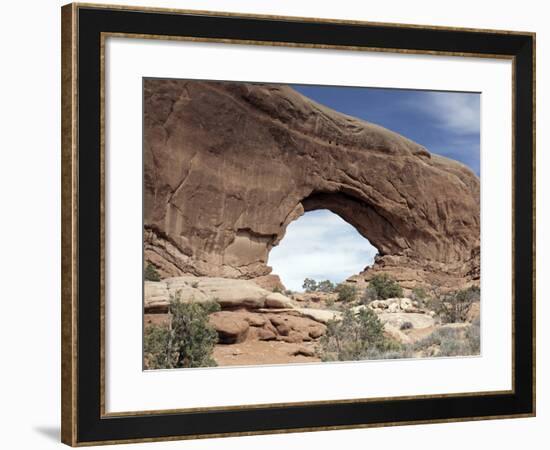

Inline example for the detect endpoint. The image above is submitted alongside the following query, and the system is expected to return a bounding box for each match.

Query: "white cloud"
[268,210,378,291]
[421,92,480,135]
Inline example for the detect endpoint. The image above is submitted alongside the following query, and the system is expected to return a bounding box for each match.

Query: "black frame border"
[62,3,535,446]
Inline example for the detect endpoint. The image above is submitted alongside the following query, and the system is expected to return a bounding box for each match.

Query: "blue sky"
[268,85,480,291]
[292,84,480,175]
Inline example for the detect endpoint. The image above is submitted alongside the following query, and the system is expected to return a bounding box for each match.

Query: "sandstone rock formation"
[377,312,436,330]
[209,311,249,344]
[144,276,281,312]
[365,298,423,314]
[144,79,480,291]
[265,292,295,309]
[144,277,330,347]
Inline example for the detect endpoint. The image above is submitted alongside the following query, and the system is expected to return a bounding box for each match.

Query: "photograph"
[142,79,481,369]
[55,2,535,446]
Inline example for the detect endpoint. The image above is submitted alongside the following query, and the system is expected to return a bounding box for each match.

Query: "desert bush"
[411,286,428,303]
[465,322,481,354]
[368,274,403,300]
[335,283,357,303]
[302,278,335,293]
[143,325,172,369]
[302,278,317,292]
[144,263,161,282]
[411,322,480,357]
[429,286,480,323]
[364,346,413,360]
[400,321,414,331]
[317,280,336,293]
[360,285,378,304]
[318,305,398,361]
[272,286,283,293]
[284,289,293,296]
[144,293,220,369]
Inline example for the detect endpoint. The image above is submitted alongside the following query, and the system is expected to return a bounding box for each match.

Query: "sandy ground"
[405,326,435,342]
[213,340,320,366]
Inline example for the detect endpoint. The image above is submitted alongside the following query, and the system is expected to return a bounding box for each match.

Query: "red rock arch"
[144,79,479,290]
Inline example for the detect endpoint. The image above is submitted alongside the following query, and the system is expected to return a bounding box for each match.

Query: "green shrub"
[272,286,283,293]
[368,274,403,299]
[457,285,480,301]
[360,285,378,304]
[317,280,336,293]
[411,322,480,357]
[411,286,428,302]
[318,306,396,361]
[429,286,480,323]
[464,322,480,354]
[144,293,220,369]
[302,278,318,292]
[364,346,412,360]
[144,263,161,282]
[143,325,172,369]
[302,278,335,293]
[335,283,357,303]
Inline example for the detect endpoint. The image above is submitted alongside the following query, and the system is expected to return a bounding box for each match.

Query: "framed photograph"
[61,3,535,446]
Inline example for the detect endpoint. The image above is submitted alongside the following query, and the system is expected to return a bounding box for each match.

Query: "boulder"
[367,298,421,313]
[368,300,389,310]
[296,308,342,324]
[388,303,400,313]
[308,325,326,339]
[209,311,250,344]
[377,312,435,330]
[274,322,291,336]
[162,277,209,302]
[144,281,169,300]
[144,299,170,314]
[144,281,170,313]
[289,346,316,357]
[242,314,267,327]
[265,293,294,309]
[281,330,308,344]
[399,298,414,311]
[144,276,275,311]
[264,313,327,342]
[257,328,277,341]
[182,277,268,309]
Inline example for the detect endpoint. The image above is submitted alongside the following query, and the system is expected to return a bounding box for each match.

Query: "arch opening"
[268,209,379,292]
